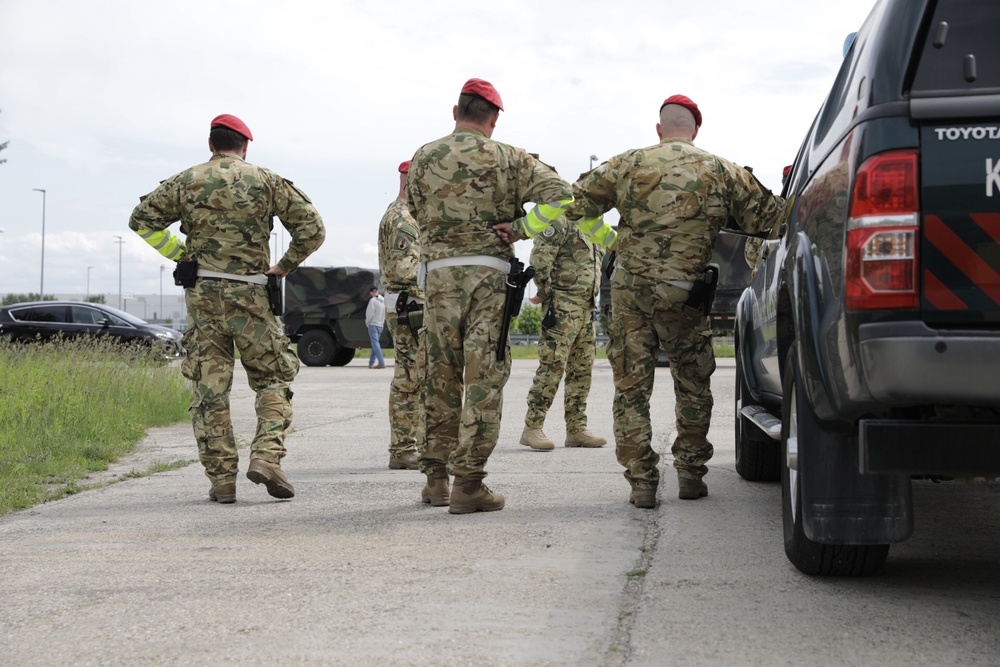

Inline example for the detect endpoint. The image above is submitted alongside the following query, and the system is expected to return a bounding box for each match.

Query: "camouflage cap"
[659,95,702,128]
[210,114,253,141]
[460,78,504,111]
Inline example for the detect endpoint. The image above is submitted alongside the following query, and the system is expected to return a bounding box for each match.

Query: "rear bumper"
[858,322,1000,405]
[860,420,1000,476]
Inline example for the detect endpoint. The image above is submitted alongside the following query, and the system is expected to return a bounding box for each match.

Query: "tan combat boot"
[519,426,555,451]
[421,468,451,507]
[208,482,236,504]
[448,477,505,514]
[629,487,657,509]
[246,458,295,499]
[389,450,420,470]
[565,429,607,448]
[678,477,708,500]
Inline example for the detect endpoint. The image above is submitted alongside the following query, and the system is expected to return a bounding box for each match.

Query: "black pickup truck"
[734,0,1000,575]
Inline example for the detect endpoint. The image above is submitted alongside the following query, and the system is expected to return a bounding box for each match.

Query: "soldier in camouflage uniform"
[406,78,616,514]
[129,114,325,504]
[559,96,783,508]
[519,219,608,451]
[377,160,422,473]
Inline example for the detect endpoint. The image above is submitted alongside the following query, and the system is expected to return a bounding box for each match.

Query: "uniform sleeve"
[562,158,621,249]
[528,220,567,302]
[723,160,785,236]
[509,154,573,241]
[128,175,187,261]
[272,176,326,273]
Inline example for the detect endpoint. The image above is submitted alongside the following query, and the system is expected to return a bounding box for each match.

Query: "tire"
[734,335,780,482]
[297,329,335,366]
[330,346,355,366]
[781,346,889,576]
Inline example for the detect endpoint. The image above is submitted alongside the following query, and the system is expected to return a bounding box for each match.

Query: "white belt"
[419,255,511,290]
[197,269,268,285]
[425,255,511,274]
[613,263,692,291]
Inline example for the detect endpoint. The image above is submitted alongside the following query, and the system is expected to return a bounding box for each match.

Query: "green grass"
[0,337,191,515]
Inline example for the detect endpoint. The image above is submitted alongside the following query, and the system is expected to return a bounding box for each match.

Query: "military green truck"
[282,266,391,367]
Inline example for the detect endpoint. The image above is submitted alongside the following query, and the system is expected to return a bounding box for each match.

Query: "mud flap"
[799,429,914,545]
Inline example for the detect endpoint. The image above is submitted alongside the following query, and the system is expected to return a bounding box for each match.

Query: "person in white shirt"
[365,286,386,369]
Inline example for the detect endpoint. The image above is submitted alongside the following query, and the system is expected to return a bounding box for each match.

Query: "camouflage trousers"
[525,299,597,433]
[423,265,511,480]
[386,310,425,459]
[180,279,299,486]
[607,270,715,489]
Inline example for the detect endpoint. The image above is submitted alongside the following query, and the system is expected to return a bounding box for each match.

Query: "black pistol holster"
[542,302,557,329]
[684,263,720,316]
[497,257,536,361]
[395,290,424,337]
[173,259,198,288]
[266,275,283,316]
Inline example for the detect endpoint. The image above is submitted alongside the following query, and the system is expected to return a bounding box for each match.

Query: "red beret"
[398,160,411,174]
[659,95,702,128]
[210,114,253,141]
[460,78,504,111]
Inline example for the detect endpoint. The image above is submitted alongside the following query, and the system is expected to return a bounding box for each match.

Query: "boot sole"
[519,441,554,451]
[678,486,708,500]
[448,502,505,514]
[246,469,295,499]
[422,495,451,507]
[565,443,606,448]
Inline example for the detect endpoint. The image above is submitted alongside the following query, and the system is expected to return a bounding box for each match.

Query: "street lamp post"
[87,266,94,300]
[32,188,46,299]
[113,235,125,309]
[589,154,598,170]
[159,265,165,322]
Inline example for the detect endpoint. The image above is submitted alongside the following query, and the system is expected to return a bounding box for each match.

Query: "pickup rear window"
[911,0,1000,95]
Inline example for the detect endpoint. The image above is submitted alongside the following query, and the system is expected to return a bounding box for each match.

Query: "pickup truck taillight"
[845,150,920,310]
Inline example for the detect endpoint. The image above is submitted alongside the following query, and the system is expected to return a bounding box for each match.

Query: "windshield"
[96,304,149,326]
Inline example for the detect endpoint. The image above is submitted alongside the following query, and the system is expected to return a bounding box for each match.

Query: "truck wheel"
[297,330,335,366]
[330,346,355,366]
[734,334,780,481]
[781,346,889,576]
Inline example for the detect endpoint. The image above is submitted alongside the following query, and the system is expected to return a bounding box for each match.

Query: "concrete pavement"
[2,357,998,667]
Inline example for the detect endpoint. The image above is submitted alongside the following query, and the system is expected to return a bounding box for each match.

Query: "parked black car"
[0,301,184,359]
[734,0,1000,576]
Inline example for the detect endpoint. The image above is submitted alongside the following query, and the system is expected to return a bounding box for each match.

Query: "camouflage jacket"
[566,138,783,283]
[530,220,605,309]
[377,198,422,298]
[129,152,325,275]
[406,128,573,263]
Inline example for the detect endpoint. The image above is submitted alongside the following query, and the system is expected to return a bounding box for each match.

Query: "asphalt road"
[1,358,998,666]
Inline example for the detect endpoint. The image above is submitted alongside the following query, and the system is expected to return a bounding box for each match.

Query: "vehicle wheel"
[734,335,780,482]
[781,346,889,576]
[329,346,355,366]
[297,330,335,366]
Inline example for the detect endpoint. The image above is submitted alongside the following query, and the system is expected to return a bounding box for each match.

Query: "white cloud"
[0,0,877,299]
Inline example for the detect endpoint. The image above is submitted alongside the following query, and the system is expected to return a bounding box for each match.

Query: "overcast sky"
[0,0,876,301]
